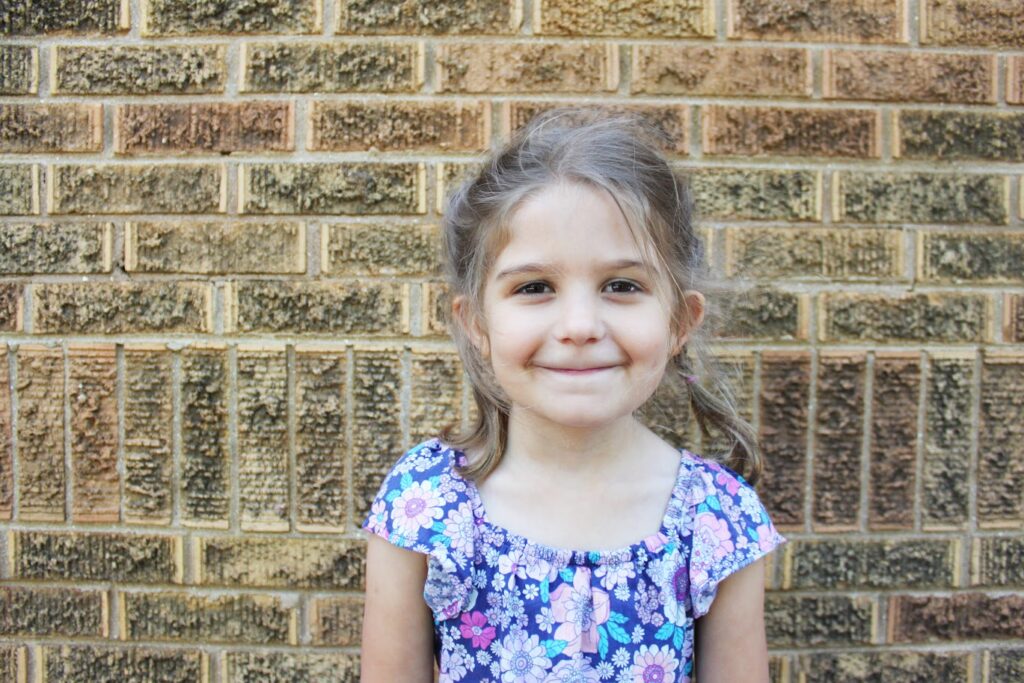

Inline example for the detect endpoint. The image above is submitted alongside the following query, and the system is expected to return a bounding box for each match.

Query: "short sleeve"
[685,457,786,618]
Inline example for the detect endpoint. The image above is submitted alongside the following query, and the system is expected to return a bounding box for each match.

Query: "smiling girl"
[361,110,785,683]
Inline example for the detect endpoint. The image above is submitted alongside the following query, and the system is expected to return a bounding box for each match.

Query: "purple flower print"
[630,644,679,683]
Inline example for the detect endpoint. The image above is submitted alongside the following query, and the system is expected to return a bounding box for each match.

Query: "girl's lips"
[538,365,617,374]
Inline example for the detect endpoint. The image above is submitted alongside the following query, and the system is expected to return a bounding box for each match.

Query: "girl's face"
[465,181,702,433]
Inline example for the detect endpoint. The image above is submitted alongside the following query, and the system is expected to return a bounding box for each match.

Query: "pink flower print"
[630,644,679,683]
[392,480,445,538]
[643,532,669,553]
[756,523,776,553]
[691,512,735,576]
[715,470,740,496]
[459,611,496,649]
[549,568,610,655]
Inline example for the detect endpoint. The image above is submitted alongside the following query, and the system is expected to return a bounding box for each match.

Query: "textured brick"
[796,651,969,682]
[13,530,180,582]
[436,42,618,93]
[786,539,957,589]
[68,345,118,522]
[311,596,363,646]
[410,349,463,446]
[701,351,756,456]
[922,0,1024,46]
[51,164,225,215]
[339,0,517,34]
[632,45,809,97]
[0,285,20,331]
[311,100,488,152]
[759,352,810,527]
[229,280,407,336]
[0,103,101,153]
[821,292,990,343]
[640,375,694,451]
[728,0,906,43]
[124,346,173,524]
[835,171,1008,225]
[122,592,294,644]
[237,348,289,530]
[225,651,359,683]
[0,0,127,34]
[0,45,36,94]
[15,345,64,521]
[437,162,480,213]
[919,231,1024,284]
[766,594,875,647]
[422,282,450,336]
[241,162,424,215]
[0,351,10,520]
[0,222,111,274]
[324,223,439,277]
[116,102,293,155]
[295,348,347,530]
[506,102,688,155]
[351,348,403,522]
[1010,56,1024,105]
[54,45,226,95]
[978,354,1024,526]
[705,106,879,158]
[813,354,865,529]
[42,645,201,683]
[690,167,820,221]
[200,537,364,589]
[0,646,21,682]
[34,282,211,334]
[986,648,1024,681]
[726,227,901,279]
[972,537,1024,586]
[241,41,422,93]
[536,0,712,36]
[181,347,229,527]
[718,288,805,340]
[868,353,919,529]
[0,586,104,636]
[127,221,305,274]
[889,593,1024,642]
[898,111,1024,162]
[0,164,38,214]
[923,353,972,528]
[143,0,319,35]
[1007,294,1024,342]
[825,50,996,103]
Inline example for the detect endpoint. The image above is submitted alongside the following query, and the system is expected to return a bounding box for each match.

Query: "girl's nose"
[553,292,605,344]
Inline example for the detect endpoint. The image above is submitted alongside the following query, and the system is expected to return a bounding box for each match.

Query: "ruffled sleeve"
[361,439,477,623]
[683,455,786,618]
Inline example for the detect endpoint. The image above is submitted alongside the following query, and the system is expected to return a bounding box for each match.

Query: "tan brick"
[919,231,1024,283]
[868,353,920,530]
[536,0,712,36]
[728,0,907,43]
[351,348,403,522]
[922,0,1024,47]
[68,345,119,523]
[0,0,128,34]
[241,41,423,93]
[12,530,181,582]
[632,45,810,97]
[797,652,969,682]
[835,171,1008,225]
[690,167,821,221]
[814,354,866,530]
[766,594,875,647]
[1006,294,1024,343]
[323,222,440,276]
[124,346,173,524]
[978,353,1024,527]
[338,0,518,34]
[704,105,879,158]
[436,42,618,93]
[0,222,111,275]
[295,347,347,530]
[54,45,226,95]
[505,101,688,154]
[0,586,104,637]
[142,0,320,35]
[310,99,489,152]
[237,348,289,531]
[0,45,37,94]
[34,282,211,334]
[0,646,23,682]
[760,351,811,529]
[897,110,1024,162]
[311,596,363,646]
[225,651,359,683]
[410,349,463,446]
[199,537,364,589]
[889,593,1024,642]
[821,292,990,343]
[0,350,10,520]
[241,162,425,215]
[0,285,21,332]
[127,221,304,275]
[437,162,481,214]
[0,163,39,215]
[422,282,450,336]
[229,280,408,336]
[122,592,294,644]
[691,350,755,456]
[985,649,1024,682]
[15,345,64,522]
[785,538,958,589]
[50,164,226,215]
[726,227,902,280]
[1010,56,1024,105]
[41,644,201,682]
[718,288,807,340]
[972,537,1024,586]
[923,352,972,529]
[0,103,101,153]
[824,50,996,103]
[115,102,293,155]
[180,346,229,527]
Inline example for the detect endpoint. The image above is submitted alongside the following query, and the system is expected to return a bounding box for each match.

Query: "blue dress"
[363,438,786,683]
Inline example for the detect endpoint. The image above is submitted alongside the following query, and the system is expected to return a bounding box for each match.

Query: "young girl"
[361,110,785,683]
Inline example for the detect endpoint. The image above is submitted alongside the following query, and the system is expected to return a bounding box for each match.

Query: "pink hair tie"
[683,374,698,384]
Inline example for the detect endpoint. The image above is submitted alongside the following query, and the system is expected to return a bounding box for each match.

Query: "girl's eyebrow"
[494,259,648,281]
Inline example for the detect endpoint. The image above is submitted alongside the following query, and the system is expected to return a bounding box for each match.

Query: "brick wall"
[1,0,1022,681]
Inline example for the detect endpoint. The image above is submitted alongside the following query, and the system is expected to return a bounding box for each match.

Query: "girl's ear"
[672,290,706,356]
[452,295,490,359]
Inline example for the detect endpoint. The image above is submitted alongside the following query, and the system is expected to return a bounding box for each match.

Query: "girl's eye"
[605,279,642,294]
[514,282,552,295]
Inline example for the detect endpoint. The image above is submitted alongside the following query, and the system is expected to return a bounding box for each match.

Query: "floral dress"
[363,439,785,683]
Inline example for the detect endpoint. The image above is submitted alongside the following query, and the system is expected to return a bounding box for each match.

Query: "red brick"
[814,354,866,530]
[0,350,10,520]
[704,105,880,158]
[977,353,1024,527]
[889,593,1024,642]
[115,102,293,155]
[921,0,1024,47]
[759,351,811,528]
[68,345,119,523]
[632,45,810,98]
[824,50,996,103]
[868,353,920,530]
[15,345,65,521]
[0,103,102,153]
[1010,56,1024,105]
[310,100,489,152]
[436,42,618,93]
[728,0,907,43]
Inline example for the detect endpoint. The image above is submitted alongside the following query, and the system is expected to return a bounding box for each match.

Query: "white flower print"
[391,480,446,538]
[440,643,473,682]
[611,649,631,668]
[629,644,679,683]
[631,625,645,644]
[535,606,555,633]
[523,583,540,600]
[543,654,601,683]
[499,548,530,589]
[444,502,476,555]
[596,662,615,680]
[595,560,636,590]
[496,630,551,683]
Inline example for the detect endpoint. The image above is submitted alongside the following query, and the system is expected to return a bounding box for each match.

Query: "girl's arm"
[361,534,436,683]
[693,557,770,683]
